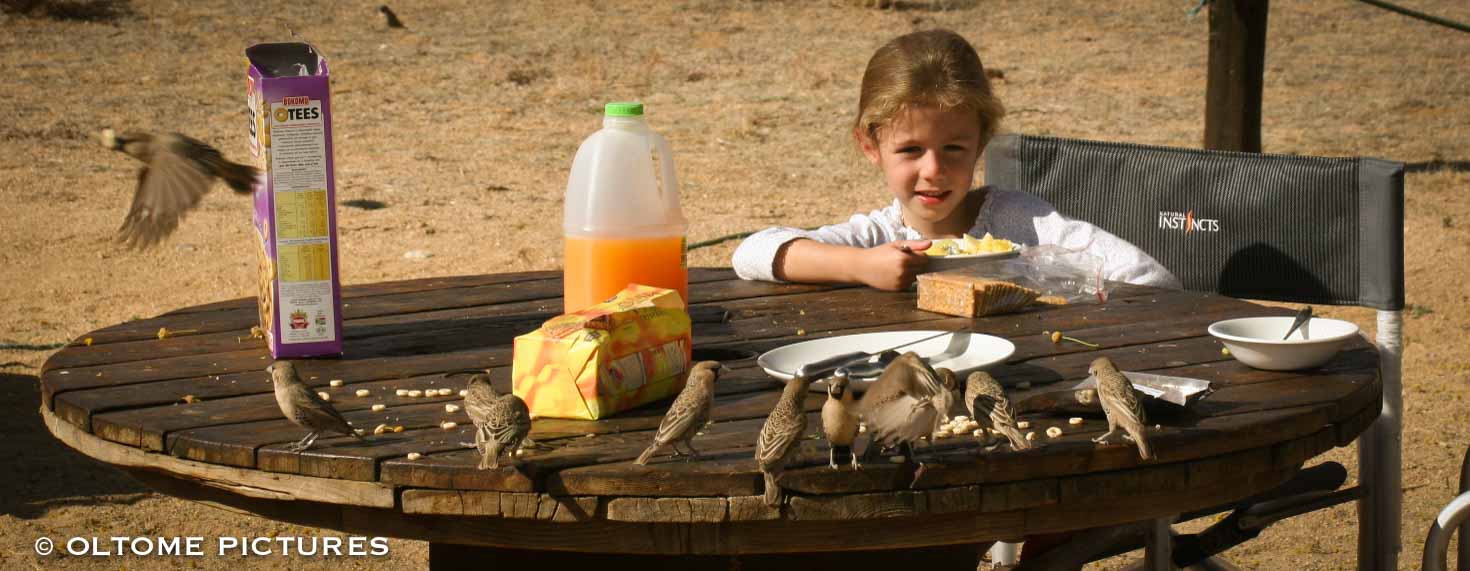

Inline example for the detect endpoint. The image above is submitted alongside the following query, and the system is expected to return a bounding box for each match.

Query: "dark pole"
[1204,0,1269,153]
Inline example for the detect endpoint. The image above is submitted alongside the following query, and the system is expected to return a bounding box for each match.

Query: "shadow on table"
[0,373,151,519]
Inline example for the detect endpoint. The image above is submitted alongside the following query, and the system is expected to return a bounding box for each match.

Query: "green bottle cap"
[604,102,644,117]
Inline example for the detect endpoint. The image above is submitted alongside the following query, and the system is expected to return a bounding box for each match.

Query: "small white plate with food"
[919,233,1021,273]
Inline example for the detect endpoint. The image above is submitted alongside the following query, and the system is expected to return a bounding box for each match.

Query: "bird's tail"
[478,441,503,470]
[216,159,261,194]
[762,471,783,507]
[1002,425,1031,450]
[635,444,659,466]
[1132,429,1154,461]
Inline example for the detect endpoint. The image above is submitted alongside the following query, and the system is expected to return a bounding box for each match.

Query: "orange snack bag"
[512,284,692,420]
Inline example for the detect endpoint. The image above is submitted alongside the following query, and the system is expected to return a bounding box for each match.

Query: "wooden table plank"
[50,285,1233,434]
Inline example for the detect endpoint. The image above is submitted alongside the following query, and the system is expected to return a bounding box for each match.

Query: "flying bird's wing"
[118,139,215,249]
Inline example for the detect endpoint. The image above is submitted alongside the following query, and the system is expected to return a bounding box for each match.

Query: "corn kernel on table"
[38,268,1380,569]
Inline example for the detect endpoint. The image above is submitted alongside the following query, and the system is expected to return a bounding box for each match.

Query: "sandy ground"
[1,0,1468,569]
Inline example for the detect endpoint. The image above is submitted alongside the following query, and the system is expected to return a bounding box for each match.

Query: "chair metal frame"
[983,134,1405,570]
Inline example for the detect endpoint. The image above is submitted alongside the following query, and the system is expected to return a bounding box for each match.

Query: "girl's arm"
[731,205,932,290]
[775,239,932,291]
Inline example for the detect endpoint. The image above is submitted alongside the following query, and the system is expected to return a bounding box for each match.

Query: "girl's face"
[859,105,982,235]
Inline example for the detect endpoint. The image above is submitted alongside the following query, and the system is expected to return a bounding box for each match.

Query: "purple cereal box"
[246,43,343,358]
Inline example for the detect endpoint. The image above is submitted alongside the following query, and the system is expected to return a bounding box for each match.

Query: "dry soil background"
[1,0,1468,569]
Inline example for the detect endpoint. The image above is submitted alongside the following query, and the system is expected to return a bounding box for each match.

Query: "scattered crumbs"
[406,452,422,461]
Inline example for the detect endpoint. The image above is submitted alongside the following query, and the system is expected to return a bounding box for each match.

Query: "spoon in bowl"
[1283,306,1313,340]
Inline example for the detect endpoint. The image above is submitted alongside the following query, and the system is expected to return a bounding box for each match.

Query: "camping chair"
[1421,449,1470,570]
[983,134,1405,570]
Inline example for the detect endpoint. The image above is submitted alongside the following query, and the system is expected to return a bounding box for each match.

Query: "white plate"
[922,246,1022,273]
[757,331,1016,390]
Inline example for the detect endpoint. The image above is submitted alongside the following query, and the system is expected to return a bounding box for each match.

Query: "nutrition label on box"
[269,97,336,344]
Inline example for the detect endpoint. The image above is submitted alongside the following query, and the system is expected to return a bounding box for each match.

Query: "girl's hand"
[856,240,932,291]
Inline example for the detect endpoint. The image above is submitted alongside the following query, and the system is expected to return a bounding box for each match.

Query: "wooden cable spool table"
[38,268,1380,569]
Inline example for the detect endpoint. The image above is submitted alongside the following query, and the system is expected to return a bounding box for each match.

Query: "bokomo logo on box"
[1158,210,1220,234]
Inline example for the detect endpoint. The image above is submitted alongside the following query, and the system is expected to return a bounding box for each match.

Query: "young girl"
[732,29,1178,290]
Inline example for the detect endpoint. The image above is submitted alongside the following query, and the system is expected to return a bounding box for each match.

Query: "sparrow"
[858,352,956,460]
[100,129,259,249]
[820,370,861,470]
[463,373,533,469]
[377,5,405,28]
[756,374,812,507]
[267,360,363,452]
[1090,357,1154,460]
[635,361,721,465]
[964,371,1031,450]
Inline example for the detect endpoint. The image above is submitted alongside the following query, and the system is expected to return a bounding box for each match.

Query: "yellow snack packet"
[512,284,693,420]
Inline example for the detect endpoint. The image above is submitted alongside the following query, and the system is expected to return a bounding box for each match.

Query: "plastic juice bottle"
[563,102,688,313]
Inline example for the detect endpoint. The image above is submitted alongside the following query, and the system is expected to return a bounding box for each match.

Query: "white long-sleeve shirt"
[731,187,1180,288]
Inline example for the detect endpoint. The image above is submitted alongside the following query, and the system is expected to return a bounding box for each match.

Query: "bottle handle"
[650,132,680,210]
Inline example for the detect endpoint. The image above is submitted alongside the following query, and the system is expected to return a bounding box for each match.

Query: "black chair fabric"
[983,134,1404,311]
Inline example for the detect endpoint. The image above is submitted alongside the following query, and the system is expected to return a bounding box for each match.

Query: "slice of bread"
[917,273,1043,317]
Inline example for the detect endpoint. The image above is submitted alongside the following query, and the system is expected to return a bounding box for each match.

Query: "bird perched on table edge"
[858,352,956,462]
[757,374,812,507]
[267,360,364,452]
[964,370,1032,451]
[463,373,533,469]
[821,370,861,470]
[100,129,259,250]
[1089,356,1154,461]
[636,361,723,465]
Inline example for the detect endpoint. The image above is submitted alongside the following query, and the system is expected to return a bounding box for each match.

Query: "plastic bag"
[961,245,1108,304]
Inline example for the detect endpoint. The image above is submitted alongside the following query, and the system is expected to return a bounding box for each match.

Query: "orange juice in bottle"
[563,102,688,313]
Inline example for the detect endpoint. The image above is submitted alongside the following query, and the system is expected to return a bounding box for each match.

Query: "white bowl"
[1207,316,1360,371]
[922,246,1021,273]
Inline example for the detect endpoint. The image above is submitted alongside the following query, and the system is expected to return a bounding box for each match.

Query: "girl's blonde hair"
[855,29,1005,148]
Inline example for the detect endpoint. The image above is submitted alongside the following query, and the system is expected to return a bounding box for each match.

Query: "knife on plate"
[795,328,966,379]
